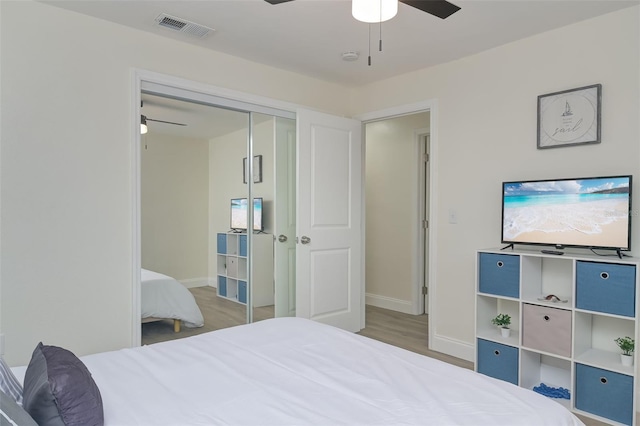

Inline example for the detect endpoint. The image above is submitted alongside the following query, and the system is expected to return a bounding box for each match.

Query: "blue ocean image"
[504,193,627,209]
[502,178,630,246]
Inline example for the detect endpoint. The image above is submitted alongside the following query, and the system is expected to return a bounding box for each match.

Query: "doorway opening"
[363,111,431,316]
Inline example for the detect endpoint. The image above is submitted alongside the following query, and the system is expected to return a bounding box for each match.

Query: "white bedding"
[141,269,204,328]
[15,317,584,425]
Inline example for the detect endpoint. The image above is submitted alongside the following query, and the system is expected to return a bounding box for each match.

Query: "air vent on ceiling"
[154,13,215,38]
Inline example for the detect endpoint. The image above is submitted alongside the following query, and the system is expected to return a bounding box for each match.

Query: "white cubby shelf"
[475,248,639,426]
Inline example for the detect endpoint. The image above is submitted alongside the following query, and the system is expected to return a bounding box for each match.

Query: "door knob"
[300,236,311,245]
[278,234,288,243]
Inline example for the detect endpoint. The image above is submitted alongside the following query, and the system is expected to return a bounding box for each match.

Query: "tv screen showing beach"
[231,198,263,231]
[502,176,631,250]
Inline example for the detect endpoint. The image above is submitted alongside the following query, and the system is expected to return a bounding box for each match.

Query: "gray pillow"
[0,389,37,426]
[22,343,103,426]
[0,356,23,405]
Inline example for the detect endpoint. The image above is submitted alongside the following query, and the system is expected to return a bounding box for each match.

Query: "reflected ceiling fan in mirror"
[140,115,187,134]
[140,100,187,134]
[264,0,460,65]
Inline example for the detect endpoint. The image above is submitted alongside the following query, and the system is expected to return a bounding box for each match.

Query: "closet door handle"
[301,236,311,245]
[278,234,288,243]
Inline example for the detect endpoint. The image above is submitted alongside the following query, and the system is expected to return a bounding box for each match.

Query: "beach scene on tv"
[502,177,631,249]
[231,198,262,231]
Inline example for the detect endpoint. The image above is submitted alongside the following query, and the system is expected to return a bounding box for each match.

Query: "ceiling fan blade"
[264,0,294,4]
[146,117,187,126]
[399,0,460,19]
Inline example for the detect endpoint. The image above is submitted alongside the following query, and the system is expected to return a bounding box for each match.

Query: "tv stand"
[541,249,564,255]
[228,229,266,234]
[216,232,273,307]
[617,248,631,259]
[475,248,639,425]
[500,244,514,251]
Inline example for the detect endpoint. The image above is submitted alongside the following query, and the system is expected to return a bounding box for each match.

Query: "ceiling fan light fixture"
[141,115,148,135]
[352,0,398,23]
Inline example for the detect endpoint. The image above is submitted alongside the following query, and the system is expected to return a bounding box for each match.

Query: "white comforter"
[141,269,204,328]
[19,317,584,426]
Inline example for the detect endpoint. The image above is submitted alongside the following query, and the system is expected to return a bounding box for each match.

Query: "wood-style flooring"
[142,286,471,370]
[142,286,606,426]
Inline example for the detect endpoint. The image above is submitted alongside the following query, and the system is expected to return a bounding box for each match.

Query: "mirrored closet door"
[138,82,297,346]
[249,114,297,323]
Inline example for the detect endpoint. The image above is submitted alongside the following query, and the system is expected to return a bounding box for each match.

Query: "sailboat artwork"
[537,84,601,149]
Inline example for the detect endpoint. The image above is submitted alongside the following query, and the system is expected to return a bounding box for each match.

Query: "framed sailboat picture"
[537,84,601,149]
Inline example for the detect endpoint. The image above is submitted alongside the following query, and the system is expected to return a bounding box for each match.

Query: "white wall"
[141,132,209,283]
[352,7,640,360]
[365,113,429,313]
[0,0,352,365]
[209,127,248,239]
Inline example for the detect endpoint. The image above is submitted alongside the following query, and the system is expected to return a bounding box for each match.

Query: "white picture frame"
[537,84,601,149]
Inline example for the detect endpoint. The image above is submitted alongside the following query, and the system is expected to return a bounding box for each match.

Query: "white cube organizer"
[475,248,639,425]
[216,232,274,307]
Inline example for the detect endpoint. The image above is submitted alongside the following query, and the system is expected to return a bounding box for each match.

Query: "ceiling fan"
[263,0,461,20]
[264,0,460,65]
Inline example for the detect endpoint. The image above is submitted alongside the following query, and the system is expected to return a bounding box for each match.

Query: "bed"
[10,317,584,426]
[140,268,204,331]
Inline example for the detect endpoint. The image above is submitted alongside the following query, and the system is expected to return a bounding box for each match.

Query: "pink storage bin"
[522,303,572,357]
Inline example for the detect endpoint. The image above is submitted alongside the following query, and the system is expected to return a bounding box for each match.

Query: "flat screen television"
[501,175,632,251]
[230,197,263,232]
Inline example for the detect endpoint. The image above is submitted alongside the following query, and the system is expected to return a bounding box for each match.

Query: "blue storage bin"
[238,280,247,304]
[218,276,227,297]
[477,338,519,385]
[478,253,520,298]
[576,261,636,317]
[239,235,248,257]
[575,363,633,425]
[217,233,227,254]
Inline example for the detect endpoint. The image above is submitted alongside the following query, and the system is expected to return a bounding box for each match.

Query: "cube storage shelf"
[475,248,639,425]
[217,232,274,308]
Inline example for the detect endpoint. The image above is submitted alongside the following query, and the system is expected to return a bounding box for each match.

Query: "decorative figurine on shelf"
[615,336,635,367]
[491,313,511,338]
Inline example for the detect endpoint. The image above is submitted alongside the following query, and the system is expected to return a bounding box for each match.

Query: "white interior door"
[296,108,363,332]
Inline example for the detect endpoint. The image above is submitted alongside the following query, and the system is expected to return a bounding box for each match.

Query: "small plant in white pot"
[615,336,635,367]
[491,313,511,338]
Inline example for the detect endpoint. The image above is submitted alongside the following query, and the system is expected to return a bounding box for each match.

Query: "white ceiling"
[43,0,638,87]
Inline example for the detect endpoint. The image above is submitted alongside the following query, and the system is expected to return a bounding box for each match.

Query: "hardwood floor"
[142,286,470,369]
[142,286,606,425]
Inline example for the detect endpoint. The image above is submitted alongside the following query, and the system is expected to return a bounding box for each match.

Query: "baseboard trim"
[179,277,210,289]
[430,333,475,363]
[365,293,414,314]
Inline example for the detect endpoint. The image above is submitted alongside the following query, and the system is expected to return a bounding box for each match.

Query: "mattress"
[14,317,584,425]
[141,268,204,328]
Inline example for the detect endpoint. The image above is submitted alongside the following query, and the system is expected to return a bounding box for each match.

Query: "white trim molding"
[365,293,414,314]
[430,332,475,362]
[179,277,211,289]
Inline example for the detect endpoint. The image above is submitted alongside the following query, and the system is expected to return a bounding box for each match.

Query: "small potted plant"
[491,313,511,338]
[615,336,635,367]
